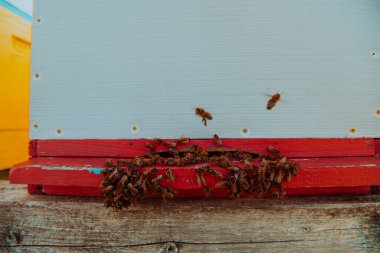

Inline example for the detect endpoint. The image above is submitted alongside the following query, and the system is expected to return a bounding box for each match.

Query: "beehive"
[10,0,380,197]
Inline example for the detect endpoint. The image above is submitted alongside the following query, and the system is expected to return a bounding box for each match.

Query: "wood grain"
[31,138,375,158]
[1,182,379,252]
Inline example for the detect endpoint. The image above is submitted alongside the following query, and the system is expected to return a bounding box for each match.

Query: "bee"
[162,187,176,202]
[101,185,114,194]
[230,176,239,198]
[215,181,229,189]
[213,134,222,147]
[257,166,266,182]
[117,175,130,189]
[209,156,219,166]
[194,107,213,126]
[167,157,176,166]
[243,159,253,170]
[266,93,281,110]
[168,147,179,155]
[152,138,163,144]
[208,167,224,179]
[150,154,165,165]
[181,152,194,165]
[107,169,122,183]
[177,135,190,145]
[267,146,280,154]
[164,141,177,149]
[290,161,300,175]
[143,167,157,176]
[238,170,250,191]
[144,142,156,152]
[227,166,240,173]
[132,157,145,168]
[135,174,148,190]
[165,168,176,182]
[151,175,164,185]
[219,157,232,168]
[203,185,211,197]
[127,183,139,196]
[196,170,206,186]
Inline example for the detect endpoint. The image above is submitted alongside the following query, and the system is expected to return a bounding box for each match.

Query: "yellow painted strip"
[0,6,31,170]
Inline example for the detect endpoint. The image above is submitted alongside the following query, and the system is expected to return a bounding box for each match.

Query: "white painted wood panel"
[30,0,380,139]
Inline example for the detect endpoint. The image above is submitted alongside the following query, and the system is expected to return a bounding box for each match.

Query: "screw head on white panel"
[374,109,380,117]
[33,72,41,80]
[370,50,377,59]
[130,124,139,133]
[241,127,250,136]
[35,17,42,24]
[55,128,63,136]
[32,123,39,130]
[348,128,357,136]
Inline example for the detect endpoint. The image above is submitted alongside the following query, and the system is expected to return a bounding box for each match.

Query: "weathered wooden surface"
[1,181,380,253]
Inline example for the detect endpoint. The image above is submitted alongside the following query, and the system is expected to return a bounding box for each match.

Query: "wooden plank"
[10,157,380,196]
[375,138,380,155]
[32,138,375,158]
[39,185,372,197]
[1,182,379,252]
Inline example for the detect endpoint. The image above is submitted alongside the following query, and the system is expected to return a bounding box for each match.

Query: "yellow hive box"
[0,1,31,170]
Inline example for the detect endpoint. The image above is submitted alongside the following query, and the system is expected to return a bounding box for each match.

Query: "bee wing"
[263,93,273,98]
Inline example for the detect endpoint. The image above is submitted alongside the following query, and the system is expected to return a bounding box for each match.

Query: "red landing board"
[29,138,375,158]
[10,156,380,197]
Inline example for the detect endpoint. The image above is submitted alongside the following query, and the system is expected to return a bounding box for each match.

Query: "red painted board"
[375,139,380,155]
[30,138,375,158]
[10,157,380,197]
[40,185,371,197]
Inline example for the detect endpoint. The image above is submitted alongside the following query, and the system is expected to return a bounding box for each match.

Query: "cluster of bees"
[100,134,300,210]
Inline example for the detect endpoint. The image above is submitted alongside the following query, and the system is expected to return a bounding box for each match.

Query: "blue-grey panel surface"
[30,0,380,139]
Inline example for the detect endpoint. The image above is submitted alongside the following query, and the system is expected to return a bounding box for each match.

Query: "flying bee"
[194,107,213,126]
[144,142,156,152]
[127,183,139,196]
[265,92,282,110]
[165,168,176,182]
[151,175,164,185]
[177,135,190,145]
[213,134,222,147]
